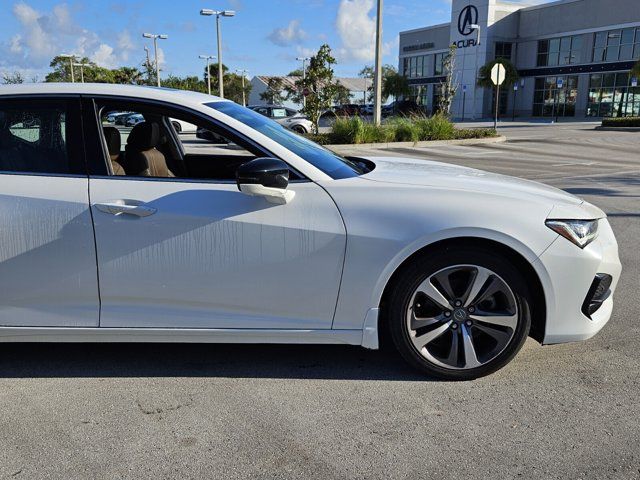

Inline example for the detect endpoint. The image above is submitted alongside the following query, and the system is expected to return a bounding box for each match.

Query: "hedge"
[306,115,498,145]
[601,117,640,128]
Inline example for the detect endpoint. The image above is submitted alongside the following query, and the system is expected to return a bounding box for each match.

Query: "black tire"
[387,246,531,380]
[292,125,307,134]
[172,121,182,133]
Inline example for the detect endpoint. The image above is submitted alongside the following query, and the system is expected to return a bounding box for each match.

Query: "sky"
[0,0,550,81]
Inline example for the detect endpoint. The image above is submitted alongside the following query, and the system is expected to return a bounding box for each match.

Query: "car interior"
[97,104,285,182]
[0,108,70,174]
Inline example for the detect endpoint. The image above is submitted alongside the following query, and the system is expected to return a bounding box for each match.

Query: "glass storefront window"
[434,53,446,76]
[593,27,640,62]
[537,35,582,66]
[532,75,579,117]
[402,54,435,79]
[587,72,639,117]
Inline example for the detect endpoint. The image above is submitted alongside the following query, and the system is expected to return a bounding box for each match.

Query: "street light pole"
[470,24,481,120]
[201,9,236,99]
[199,55,217,95]
[60,54,75,83]
[236,69,249,106]
[296,57,310,107]
[73,63,87,83]
[373,0,383,126]
[143,33,168,87]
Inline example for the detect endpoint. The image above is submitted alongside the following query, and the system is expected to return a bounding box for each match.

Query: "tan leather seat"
[103,126,125,175]
[124,122,174,177]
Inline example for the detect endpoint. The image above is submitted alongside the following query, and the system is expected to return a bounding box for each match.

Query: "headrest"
[103,126,121,156]
[127,122,160,151]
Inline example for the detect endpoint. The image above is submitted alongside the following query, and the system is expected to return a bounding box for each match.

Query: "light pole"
[59,54,76,83]
[200,9,236,99]
[199,55,217,95]
[142,33,168,87]
[373,0,383,126]
[235,69,249,106]
[469,24,481,119]
[296,56,311,107]
[73,62,87,83]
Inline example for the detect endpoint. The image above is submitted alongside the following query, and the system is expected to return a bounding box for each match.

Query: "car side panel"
[0,175,99,327]
[323,178,558,331]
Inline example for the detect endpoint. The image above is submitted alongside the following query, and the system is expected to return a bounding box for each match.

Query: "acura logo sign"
[458,5,479,36]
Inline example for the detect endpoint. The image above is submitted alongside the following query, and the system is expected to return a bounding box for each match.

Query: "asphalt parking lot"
[0,122,638,479]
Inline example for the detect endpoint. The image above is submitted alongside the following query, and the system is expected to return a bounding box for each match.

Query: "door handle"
[94,201,157,218]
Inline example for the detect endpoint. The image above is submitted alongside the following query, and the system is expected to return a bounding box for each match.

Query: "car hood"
[359,156,602,215]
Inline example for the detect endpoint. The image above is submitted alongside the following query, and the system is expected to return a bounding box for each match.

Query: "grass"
[601,117,640,128]
[317,114,497,145]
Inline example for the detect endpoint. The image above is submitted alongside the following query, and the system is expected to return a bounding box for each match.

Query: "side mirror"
[236,158,295,205]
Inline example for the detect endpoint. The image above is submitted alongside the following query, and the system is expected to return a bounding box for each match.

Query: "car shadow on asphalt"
[0,343,435,381]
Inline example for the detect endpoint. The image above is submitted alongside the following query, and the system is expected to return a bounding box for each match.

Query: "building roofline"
[520,0,583,13]
[400,22,450,36]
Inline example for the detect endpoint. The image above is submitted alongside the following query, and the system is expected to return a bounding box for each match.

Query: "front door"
[87,99,346,330]
[0,97,99,327]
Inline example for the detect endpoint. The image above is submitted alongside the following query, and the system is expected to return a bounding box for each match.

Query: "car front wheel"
[387,247,532,380]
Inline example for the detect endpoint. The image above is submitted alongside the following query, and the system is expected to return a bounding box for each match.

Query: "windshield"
[206,101,364,179]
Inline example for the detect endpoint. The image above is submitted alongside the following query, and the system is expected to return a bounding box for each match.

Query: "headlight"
[545,219,599,248]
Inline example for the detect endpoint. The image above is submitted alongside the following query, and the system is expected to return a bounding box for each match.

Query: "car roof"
[0,83,227,107]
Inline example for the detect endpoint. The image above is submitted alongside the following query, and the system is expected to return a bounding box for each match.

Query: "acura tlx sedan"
[0,84,622,380]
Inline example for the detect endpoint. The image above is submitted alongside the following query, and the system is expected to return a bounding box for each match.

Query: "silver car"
[249,105,314,134]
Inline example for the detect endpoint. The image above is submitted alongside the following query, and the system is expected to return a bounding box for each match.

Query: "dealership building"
[398,0,640,119]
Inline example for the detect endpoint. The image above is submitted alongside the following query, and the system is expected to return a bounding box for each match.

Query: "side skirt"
[0,327,364,346]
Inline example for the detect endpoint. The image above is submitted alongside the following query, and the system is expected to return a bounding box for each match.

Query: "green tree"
[288,68,304,77]
[438,45,458,116]
[141,53,156,86]
[260,77,288,105]
[359,64,401,103]
[163,75,207,93]
[335,82,352,105]
[45,55,85,82]
[206,64,252,104]
[113,67,144,85]
[477,58,519,89]
[382,71,411,106]
[294,44,344,133]
[1,71,24,84]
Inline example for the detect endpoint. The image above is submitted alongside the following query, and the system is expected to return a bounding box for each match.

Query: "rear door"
[0,96,99,327]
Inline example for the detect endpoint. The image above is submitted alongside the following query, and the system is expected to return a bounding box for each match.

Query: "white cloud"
[268,20,307,47]
[2,2,138,72]
[92,44,116,68]
[335,0,392,63]
[9,35,23,54]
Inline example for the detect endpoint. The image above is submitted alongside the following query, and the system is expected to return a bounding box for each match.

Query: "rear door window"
[0,98,83,175]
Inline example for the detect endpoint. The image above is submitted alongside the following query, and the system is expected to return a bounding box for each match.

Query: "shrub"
[388,118,421,142]
[331,116,364,144]
[601,117,640,128]
[414,114,456,141]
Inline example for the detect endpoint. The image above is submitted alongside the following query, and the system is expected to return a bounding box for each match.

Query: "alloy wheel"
[406,265,519,370]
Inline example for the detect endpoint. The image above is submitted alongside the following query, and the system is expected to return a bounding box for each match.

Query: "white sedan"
[0,84,621,379]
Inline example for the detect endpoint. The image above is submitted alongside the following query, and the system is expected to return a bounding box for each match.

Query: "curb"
[595,126,640,132]
[326,135,507,152]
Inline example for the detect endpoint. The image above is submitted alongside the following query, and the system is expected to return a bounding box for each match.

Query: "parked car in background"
[334,104,362,117]
[125,113,145,127]
[361,104,374,115]
[249,105,313,134]
[383,100,426,117]
[105,112,132,124]
[170,118,198,134]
